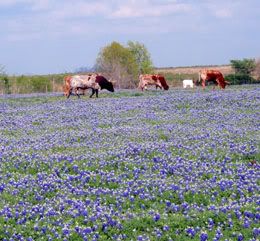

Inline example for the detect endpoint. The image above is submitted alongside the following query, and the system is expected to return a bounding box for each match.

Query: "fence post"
[52,77,55,92]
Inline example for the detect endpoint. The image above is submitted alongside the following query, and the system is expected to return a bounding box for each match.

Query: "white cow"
[183,79,194,88]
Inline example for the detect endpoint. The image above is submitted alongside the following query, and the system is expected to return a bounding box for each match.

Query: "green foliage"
[3,76,11,94]
[96,41,139,88]
[228,59,258,86]
[225,73,258,85]
[127,41,154,74]
[0,65,11,94]
[230,58,256,75]
[0,74,66,94]
[31,76,51,92]
[96,41,154,89]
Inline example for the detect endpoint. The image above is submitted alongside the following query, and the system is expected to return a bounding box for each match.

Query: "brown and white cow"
[138,74,169,91]
[199,69,229,89]
[64,74,114,98]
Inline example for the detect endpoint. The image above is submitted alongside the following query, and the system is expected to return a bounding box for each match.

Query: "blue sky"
[0,0,259,75]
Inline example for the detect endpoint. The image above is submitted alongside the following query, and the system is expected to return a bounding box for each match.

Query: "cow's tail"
[63,75,72,96]
[225,80,230,85]
[138,75,143,90]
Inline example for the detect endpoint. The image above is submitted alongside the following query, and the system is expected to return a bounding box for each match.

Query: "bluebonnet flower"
[186,227,196,238]
[200,231,208,241]
[153,213,160,222]
[237,233,243,241]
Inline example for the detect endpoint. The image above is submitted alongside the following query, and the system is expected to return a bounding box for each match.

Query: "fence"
[0,74,66,95]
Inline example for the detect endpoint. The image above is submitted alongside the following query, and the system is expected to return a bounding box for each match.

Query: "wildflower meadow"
[0,86,259,241]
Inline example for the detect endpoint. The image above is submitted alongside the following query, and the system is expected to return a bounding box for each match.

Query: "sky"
[0,0,259,75]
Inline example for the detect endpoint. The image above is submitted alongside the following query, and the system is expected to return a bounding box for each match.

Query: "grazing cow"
[183,79,194,88]
[157,75,169,90]
[199,70,229,89]
[91,75,115,98]
[64,74,114,98]
[138,74,169,91]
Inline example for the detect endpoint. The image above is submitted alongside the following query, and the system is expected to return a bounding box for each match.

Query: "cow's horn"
[110,79,116,84]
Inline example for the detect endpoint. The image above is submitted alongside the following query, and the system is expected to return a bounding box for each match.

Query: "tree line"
[1,41,260,94]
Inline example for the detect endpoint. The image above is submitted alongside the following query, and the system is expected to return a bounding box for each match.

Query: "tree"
[230,58,256,75]
[96,41,138,88]
[253,58,260,80]
[0,64,5,76]
[127,41,154,75]
[0,65,11,94]
[227,58,258,85]
[74,66,95,74]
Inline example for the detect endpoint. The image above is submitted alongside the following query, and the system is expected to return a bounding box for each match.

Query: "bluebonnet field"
[0,86,259,241]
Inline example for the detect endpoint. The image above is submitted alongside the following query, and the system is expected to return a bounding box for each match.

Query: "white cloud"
[49,1,109,19]
[0,0,41,7]
[1,0,258,42]
[110,1,192,18]
[214,8,232,18]
[203,1,234,19]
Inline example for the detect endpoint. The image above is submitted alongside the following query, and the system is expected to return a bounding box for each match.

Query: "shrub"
[225,74,259,85]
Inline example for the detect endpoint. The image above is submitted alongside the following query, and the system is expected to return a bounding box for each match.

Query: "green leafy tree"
[230,58,256,75]
[227,58,257,85]
[96,41,138,88]
[96,41,154,89]
[127,41,154,74]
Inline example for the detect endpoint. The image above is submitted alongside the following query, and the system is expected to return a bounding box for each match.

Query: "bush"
[31,76,51,92]
[225,74,259,85]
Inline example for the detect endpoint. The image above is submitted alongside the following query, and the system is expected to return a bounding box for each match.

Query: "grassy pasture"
[0,85,259,240]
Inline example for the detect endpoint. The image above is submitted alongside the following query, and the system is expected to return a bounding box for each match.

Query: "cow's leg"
[95,89,99,98]
[89,88,95,98]
[202,80,206,89]
[75,88,80,98]
[214,79,220,90]
[156,84,162,90]
[67,88,72,98]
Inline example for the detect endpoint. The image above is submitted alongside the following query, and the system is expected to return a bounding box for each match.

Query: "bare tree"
[253,58,260,80]
[0,64,5,76]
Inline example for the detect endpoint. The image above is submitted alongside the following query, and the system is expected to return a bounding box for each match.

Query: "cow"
[91,75,115,98]
[64,74,114,98]
[183,79,194,88]
[199,69,229,89]
[138,74,169,91]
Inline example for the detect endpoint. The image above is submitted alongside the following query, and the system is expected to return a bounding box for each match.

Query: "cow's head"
[157,75,169,90]
[96,75,115,92]
[218,79,230,89]
[106,80,115,92]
